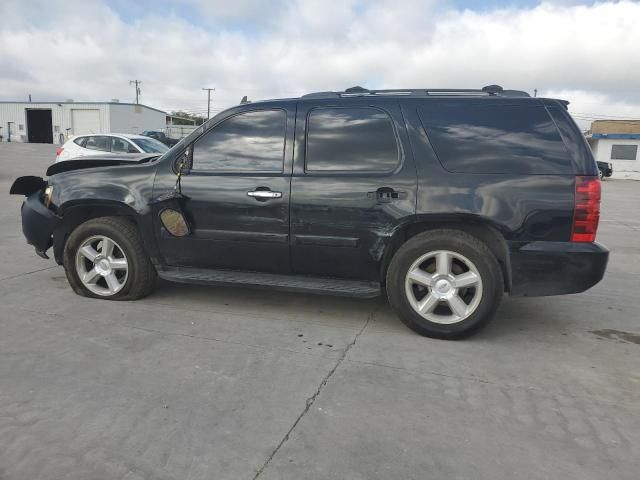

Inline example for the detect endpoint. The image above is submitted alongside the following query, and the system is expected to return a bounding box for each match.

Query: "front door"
[290,99,417,282]
[154,105,295,273]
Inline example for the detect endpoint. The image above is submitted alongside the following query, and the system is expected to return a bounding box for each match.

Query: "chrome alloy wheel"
[404,250,483,325]
[74,235,129,296]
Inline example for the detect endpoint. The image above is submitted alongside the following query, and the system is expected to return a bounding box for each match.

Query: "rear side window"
[418,104,573,174]
[84,136,110,152]
[305,107,399,172]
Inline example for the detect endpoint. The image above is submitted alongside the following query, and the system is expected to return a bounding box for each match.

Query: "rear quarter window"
[418,103,573,174]
[73,136,87,147]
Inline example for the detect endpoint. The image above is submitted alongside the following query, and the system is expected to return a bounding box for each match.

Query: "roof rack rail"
[301,85,530,99]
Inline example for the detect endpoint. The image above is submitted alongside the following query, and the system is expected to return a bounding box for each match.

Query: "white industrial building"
[0,101,166,145]
[586,120,640,174]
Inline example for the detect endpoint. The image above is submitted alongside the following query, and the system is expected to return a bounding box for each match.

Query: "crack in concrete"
[0,265,58,282]
[251,306,376,480]
[116,322,342,358]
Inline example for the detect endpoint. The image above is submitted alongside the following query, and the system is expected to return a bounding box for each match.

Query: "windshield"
[131,137,170,153]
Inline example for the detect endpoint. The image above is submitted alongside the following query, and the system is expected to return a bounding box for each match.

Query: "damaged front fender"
[10,176,46,196]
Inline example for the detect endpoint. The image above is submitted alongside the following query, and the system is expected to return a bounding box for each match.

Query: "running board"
[158,267,382,298]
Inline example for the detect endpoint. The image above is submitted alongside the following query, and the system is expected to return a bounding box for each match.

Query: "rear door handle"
[367,187,407,203]
[247,189,282,199]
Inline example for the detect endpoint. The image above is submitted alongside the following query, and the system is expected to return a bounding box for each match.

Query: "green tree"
[169,111,206,126]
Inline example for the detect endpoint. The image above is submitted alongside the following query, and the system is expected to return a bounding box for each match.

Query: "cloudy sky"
[1,0,638,128]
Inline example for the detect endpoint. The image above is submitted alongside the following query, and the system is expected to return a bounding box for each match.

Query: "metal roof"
[0,101,166,114]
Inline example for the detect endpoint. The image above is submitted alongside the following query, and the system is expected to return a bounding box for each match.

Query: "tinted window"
[131,137,169,153]
[111,137,136,153]
[84,136,110,152]
[418,103,573,174]
[611,144,637,160]
[73,136,87,147]
[306,107,399,172]
[192,110,286,172]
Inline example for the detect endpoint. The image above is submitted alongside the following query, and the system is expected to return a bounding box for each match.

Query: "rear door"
[290,98,417,281]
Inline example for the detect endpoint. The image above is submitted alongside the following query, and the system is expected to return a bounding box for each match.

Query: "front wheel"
[63,217,157,300]
[386,229,503,339]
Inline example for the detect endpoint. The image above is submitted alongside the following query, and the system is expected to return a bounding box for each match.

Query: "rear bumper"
[21,192,60,255]
[509,241,609,296]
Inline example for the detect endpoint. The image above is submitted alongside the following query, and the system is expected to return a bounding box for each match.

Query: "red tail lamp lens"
[571,176,601,243]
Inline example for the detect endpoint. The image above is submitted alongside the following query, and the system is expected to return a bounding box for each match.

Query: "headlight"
[43,185,54,208]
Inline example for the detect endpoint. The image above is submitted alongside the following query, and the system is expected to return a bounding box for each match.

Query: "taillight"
[56,147,64,157]
[571,176,601,243]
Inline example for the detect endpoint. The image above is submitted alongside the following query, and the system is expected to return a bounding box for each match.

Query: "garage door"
[71,109,101,135]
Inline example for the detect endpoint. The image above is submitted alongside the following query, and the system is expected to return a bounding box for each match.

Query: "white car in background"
[55,133,169,162]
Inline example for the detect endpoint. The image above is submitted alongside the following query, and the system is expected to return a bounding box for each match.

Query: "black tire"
[386,229,503,339]
[63,216,157,300]
[598,169,605,180]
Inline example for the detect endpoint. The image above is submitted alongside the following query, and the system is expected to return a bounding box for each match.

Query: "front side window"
[611,144,637,160]
[111,137,135,153]
[192,110,286,172]
[84,136,110,152]
[305,107,399,172]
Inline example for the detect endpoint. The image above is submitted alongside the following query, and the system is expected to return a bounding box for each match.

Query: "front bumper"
[21,191,60,256]
[509,241,609,296]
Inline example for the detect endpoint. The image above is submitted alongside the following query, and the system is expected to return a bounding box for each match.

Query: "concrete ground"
[1,143,638,480]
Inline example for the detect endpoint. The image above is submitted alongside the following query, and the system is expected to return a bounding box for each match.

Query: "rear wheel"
[386,229,503,339]
[63,217,156,300]
[598,168,605,180]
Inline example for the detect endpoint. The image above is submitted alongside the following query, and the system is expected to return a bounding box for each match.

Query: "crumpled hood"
[46,154,159,176]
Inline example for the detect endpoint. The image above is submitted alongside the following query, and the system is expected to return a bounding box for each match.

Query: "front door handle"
[247,189,282,200]
[367,187,407,203]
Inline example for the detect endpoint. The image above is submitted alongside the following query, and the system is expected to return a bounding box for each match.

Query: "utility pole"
[130,80,142,104]
[202,87,215,119]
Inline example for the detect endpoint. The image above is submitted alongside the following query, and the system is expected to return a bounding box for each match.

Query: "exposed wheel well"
[381,219,511,292]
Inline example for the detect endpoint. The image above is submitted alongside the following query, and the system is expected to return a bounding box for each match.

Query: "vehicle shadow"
[148,279,573,341]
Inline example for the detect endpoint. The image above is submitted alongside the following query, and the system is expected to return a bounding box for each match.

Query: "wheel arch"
[52,201,151,265]
[381,215,512,292]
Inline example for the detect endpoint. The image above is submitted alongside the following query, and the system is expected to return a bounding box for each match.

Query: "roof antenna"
[240,95,250,104]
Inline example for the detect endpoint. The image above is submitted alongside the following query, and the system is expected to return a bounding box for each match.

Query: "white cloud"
[1,0,639,128]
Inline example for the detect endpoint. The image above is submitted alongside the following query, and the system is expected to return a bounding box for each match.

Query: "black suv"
[11,85,608,339]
